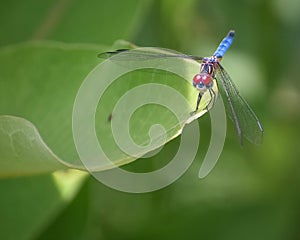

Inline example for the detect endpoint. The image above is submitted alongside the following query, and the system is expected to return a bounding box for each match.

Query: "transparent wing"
[98,48,203,61]
[215,63,263,145]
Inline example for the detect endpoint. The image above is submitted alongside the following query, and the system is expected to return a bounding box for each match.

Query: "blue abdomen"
[213,30,235,58]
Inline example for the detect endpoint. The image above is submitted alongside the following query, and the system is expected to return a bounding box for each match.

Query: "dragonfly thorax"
[200,62,214,75]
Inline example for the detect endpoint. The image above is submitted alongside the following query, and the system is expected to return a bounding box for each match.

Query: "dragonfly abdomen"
[213,30,235,58]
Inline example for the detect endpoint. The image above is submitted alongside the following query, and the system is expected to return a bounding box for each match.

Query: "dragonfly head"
[193,73,213,90]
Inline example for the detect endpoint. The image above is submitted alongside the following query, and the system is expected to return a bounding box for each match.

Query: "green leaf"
[0,42,105,177]
[0,41,215,177]
[0,115,66,177]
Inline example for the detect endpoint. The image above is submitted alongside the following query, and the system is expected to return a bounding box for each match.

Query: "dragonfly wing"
[215,63,263,145]
[98,48,203,61]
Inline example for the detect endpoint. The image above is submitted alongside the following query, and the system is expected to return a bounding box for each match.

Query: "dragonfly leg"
[211,88,217,106]
[206,89,216,111]
[195,92,202,111]
[190,92,202,115]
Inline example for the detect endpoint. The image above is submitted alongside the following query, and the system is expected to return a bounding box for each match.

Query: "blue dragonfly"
[98,30,264,145]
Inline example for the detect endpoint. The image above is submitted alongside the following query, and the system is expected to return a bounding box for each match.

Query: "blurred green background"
[1,0,300,239]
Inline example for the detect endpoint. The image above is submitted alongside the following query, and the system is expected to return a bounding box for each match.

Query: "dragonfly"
[98,30,264,145]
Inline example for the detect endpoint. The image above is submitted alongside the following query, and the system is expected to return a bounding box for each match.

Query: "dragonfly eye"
[193,74,201,85]
[193,74,204,88]
[193,73,212,88]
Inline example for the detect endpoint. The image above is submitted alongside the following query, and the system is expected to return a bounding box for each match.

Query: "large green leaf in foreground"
[0,42,214,177]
